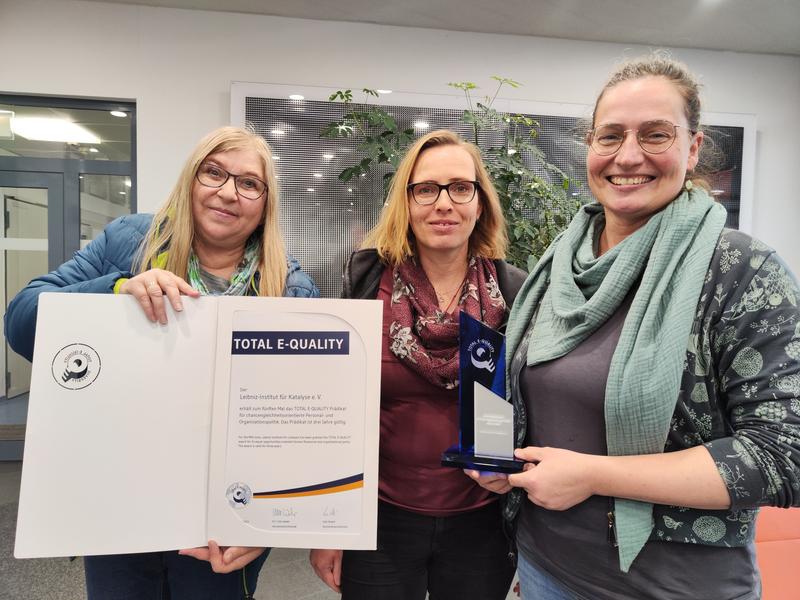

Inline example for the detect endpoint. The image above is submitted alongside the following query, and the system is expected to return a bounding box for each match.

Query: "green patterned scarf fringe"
[505,188,727,571]
[187,237,261,296]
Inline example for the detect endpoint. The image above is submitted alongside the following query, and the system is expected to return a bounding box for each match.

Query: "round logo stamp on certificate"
[226,482,252,508]
[51,343,101,390]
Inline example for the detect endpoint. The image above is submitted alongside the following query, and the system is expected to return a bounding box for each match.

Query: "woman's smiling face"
[587,76,702,228]
[191,147,266,252]
[407,144,482,259]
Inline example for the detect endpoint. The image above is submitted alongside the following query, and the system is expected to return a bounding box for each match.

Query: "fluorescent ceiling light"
[306,188,315,192]
[271,129,285,136]
[0,110,14,140]
[288,94,304,100]
[125,179,131,188]
[413,121,429,130]
[272,155,280,160]
[376,89,392,94]
[110,110,127,118]
[12,117,100,144]
[313,173,322,178]
[89,147,99,153]
[323,153,334,160]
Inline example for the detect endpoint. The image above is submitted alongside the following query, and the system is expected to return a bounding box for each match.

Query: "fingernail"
[176,302,183,311]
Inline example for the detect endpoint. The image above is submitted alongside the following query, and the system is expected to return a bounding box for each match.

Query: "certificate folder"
[440,312,525,474]
[15,293,381,558]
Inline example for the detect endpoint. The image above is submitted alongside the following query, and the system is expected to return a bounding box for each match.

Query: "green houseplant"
[321,79,583,271]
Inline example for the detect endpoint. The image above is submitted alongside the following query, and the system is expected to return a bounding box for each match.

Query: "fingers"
[219,546,266,572]
[463,469,512,493]
[178,546,211,561]
[118,269,198,324]
[514,446,544,462]
[507,468,532,489]
[179,543,265,574]
[146,278,168,325]
[309,549,343,593]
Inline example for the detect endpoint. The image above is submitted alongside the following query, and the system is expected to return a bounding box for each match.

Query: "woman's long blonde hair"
[137,126,287,297]
[362,129,507,266]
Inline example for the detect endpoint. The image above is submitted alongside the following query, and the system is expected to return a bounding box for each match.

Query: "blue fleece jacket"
[5,213,319,361]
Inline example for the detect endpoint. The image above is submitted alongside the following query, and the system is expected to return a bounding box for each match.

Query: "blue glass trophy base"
[441,446,526,474]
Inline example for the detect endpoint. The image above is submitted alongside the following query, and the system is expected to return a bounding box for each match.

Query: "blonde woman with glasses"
[5,126,318,599]
[311,130,525,600]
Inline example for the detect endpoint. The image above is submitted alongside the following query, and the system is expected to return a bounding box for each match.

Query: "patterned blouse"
[504,228,800,548]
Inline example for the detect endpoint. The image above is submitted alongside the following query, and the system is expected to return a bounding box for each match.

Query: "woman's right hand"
[309,548,343,593]
[118,268,199,324]
[464,469,512,494]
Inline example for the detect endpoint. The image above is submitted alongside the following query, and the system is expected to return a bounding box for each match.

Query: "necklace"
[435,275,468,313]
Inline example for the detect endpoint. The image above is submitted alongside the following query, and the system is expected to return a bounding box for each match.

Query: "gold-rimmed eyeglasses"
[587,120,696,156]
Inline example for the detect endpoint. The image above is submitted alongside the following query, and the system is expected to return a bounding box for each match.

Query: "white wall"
[3,0,799,271]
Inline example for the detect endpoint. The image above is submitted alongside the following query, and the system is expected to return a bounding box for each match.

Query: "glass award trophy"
[441,312,525,473]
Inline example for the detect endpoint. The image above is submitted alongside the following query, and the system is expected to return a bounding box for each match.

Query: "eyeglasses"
[406,180,479,205]
[587,120,696,156]
[195,162,267,200]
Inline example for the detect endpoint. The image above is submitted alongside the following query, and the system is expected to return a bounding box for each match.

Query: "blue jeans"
[84,549,270,600]
[517,553,578,600]
[342,501,515,600]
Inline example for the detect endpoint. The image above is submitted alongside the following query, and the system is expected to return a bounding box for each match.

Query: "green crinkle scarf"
[505,188,727,572]
[187,237,260,296]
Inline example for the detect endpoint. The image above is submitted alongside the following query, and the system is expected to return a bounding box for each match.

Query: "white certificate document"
[14,293,381,558]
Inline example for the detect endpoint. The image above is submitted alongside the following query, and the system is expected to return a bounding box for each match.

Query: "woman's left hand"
[179,541,265,573]
[507,446,597,511]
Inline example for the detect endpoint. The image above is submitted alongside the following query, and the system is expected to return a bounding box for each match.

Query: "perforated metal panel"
[245,97,743,297]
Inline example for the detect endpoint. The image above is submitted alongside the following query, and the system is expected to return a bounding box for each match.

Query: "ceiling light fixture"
[288,94,305,100]
[322,153,334,160]
[306,188,315,192]
[313,173,322,178]
[110,111,127,118]
[271,129,285,136]
[89,147,99,153]
[413,121,429,130]
[12,117,100,144]
[376,89,392,94]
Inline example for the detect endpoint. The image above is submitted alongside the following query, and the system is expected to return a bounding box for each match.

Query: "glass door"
[0,171,63,456]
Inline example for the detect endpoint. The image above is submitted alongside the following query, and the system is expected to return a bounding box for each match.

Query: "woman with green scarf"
[469,56,800,599]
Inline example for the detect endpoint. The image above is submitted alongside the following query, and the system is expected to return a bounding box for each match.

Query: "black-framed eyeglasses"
[406,180,479,205]
[195,162,267,200]
[587,120,696,156]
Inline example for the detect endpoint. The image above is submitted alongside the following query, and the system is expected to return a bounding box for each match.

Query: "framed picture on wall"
[231,82,755,298]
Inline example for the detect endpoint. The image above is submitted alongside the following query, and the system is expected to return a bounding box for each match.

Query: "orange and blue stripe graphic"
[253,474,363,499]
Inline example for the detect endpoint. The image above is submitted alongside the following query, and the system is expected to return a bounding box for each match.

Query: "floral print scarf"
[389,256,507,389]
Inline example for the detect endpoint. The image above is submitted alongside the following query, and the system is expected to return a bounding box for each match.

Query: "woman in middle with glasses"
[310,129,524,600]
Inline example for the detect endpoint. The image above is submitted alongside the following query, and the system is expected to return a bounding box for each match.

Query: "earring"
[684,179,694,191]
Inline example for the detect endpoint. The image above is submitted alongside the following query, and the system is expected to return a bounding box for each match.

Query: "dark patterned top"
[504,228,800,549]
